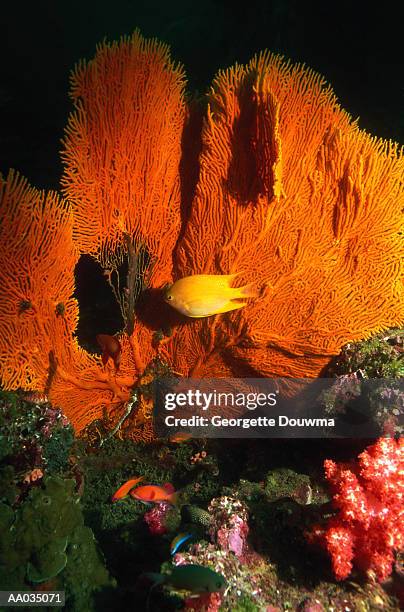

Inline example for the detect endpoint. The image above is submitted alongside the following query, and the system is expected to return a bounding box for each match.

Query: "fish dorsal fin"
[162,482,175,494]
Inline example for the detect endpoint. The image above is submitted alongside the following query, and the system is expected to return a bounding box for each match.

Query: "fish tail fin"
[168,491,180,506]
[225,271,245,286]
[233,282,260,299]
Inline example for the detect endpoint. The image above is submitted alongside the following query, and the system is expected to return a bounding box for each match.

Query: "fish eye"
[166,295,173,300]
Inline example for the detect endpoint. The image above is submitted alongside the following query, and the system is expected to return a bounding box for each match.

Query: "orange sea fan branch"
[0,170,80,392]
[0,169,155,434]
[49,328,159,434]
[172,52,404,380]
[61,29,187,290]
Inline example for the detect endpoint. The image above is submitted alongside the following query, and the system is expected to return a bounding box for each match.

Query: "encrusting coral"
[0,31,403,439]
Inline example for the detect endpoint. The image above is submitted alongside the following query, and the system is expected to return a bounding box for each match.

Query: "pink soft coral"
[184,592,223,611]
[208,496,250,561]
[143,502,172,535]
[307,437,403,581]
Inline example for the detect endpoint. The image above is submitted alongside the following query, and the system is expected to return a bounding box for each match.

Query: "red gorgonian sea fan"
[307,437,404,581]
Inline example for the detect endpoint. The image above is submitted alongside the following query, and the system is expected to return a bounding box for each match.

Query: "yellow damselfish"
[164,273,258,318]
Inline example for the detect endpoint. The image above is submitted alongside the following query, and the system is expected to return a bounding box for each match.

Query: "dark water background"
[1,0,403,191]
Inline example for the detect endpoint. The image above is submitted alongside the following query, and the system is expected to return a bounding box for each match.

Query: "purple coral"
[208,497,250,561]
[144,502,171,535]
[41,406,70,438]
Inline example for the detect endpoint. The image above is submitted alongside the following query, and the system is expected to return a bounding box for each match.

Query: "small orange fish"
[130,483,178,506]
[96,334,122,370]
[111,476,144,503]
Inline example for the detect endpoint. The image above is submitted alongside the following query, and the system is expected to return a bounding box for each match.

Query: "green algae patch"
[265,468,311,503]
[0,474,114,609]
[27,537,68,582]
[329,329,404,378]
[63,525,116,611]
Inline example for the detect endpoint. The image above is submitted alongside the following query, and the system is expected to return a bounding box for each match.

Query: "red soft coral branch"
[307,438,404,581]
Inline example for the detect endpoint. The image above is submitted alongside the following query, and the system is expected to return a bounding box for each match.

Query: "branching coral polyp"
[0,31,403,439]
